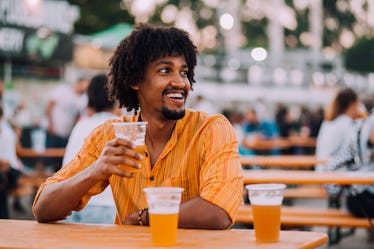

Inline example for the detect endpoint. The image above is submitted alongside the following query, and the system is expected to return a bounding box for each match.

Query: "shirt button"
[149,176,154,181]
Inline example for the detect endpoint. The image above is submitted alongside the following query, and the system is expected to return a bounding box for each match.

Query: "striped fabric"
[33,109,243,225]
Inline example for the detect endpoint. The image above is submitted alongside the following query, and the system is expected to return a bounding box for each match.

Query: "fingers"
[112,167,135,178]
[105,138,143,160]
[92,138,145,179]
[108,137,136,149]
[115,146,144,161]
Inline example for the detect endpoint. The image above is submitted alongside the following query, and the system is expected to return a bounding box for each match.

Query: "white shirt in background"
[316,115,356,171]
[0,119,20,170]
[47,84,87,138]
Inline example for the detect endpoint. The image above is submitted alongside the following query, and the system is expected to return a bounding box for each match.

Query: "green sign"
[0,25,73,63]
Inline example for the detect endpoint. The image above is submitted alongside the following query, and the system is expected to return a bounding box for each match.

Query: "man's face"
[133,55,191,120]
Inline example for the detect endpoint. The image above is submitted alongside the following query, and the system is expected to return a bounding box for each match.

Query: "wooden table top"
[241,155,327,168]
[242,137,316,151]
[243,169,374,185]
[0,219,327,249]
[17,147,65,158]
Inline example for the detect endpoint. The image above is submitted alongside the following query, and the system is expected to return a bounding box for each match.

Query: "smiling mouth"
[166,92,184,100]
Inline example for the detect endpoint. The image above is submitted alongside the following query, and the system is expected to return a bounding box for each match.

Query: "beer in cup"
[245,183,286,243]
[144,187,184,246]
[112,122,147,172]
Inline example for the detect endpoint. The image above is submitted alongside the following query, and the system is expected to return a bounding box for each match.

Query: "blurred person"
[45,76,90,171]
[222,109,244,146]
[316,88,362,172]
[0,103,23,218]
[326,107,374,243]
[239,107,279,156]
[275,105,300,154]
[0,81,22,126]
[316,88,363,208]
[33,24,243,229]
[309,107,324,138]
[62,74,121,224]
[275,105,299,138]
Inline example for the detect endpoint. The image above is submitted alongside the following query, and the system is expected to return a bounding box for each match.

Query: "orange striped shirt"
[33,109,243,225]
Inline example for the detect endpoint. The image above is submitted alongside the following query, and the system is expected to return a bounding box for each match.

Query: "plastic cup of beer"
[245,183,286,243]
[144,187,184,246]
[112,122,147,173]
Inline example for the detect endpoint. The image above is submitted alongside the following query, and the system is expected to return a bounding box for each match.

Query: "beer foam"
[149,207,179,214]
[115,133,127,139]
[115,132,145,146]
[250,196,283,206]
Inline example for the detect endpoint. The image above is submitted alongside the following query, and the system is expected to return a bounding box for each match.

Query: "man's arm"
[33,137,143,223]
[178,197,232,229]
[125,197,231,229]
[33,166,102,222]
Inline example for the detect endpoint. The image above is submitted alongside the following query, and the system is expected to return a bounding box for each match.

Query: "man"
[33,24,243,229]
[45,75,90,171]
[239,107,279,156]
[0,104,22,218]
[62,74,120,224]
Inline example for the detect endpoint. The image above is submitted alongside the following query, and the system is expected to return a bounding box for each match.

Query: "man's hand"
[123,209,148,226]
[89,137,144,181]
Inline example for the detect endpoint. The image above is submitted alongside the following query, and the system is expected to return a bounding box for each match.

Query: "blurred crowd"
[1,73,374,227]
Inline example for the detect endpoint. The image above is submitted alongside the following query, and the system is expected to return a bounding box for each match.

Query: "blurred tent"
[84,23,133,50]
[73,23,133,69]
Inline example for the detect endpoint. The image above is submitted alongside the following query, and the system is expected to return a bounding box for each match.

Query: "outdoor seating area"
[2,1,374,249]
[8,143,373,247]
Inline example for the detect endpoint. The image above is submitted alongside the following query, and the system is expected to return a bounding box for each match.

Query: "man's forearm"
[33,166,99,223]
[177,197,231,230]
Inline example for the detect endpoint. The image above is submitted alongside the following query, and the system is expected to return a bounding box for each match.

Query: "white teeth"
[166,93,183,99]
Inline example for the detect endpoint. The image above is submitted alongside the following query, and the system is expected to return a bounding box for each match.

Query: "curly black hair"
[108,23,198,113]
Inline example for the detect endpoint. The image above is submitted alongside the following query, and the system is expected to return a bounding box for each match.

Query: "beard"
[162,106,185,120]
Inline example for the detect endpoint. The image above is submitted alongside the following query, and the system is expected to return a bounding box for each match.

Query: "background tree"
[67,0,134,34]
[344,36,374,73]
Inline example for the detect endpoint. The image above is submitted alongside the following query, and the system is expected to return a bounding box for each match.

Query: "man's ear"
[130,84,139,90]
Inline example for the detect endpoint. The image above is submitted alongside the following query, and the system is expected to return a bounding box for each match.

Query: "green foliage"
[344,36,374,73]
[323,0,356,50]
[66,0,364,53]
[67,0,134,34]
[242,20,268,48]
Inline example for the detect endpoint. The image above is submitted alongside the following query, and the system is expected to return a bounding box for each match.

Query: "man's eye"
[181,71,188,76]
[159,68,169,73]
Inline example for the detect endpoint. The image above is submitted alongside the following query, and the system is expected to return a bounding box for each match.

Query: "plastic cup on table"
[245,183,286,243]
[144,187,184,246]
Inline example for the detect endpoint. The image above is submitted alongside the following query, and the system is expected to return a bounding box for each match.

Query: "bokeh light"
[251,47,267,62]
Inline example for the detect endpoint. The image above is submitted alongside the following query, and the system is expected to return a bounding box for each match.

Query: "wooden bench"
[283,186,328,199]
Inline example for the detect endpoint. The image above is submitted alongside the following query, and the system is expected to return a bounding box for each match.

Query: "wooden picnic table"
[243,169,374,185]
[0,219,328,249]
[241,155,327,168]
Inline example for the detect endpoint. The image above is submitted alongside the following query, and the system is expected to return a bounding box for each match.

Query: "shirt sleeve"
[32,121,113,212]
[198,115,244,225]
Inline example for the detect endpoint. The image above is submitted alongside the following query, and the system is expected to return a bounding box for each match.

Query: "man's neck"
[140,113,178,167]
